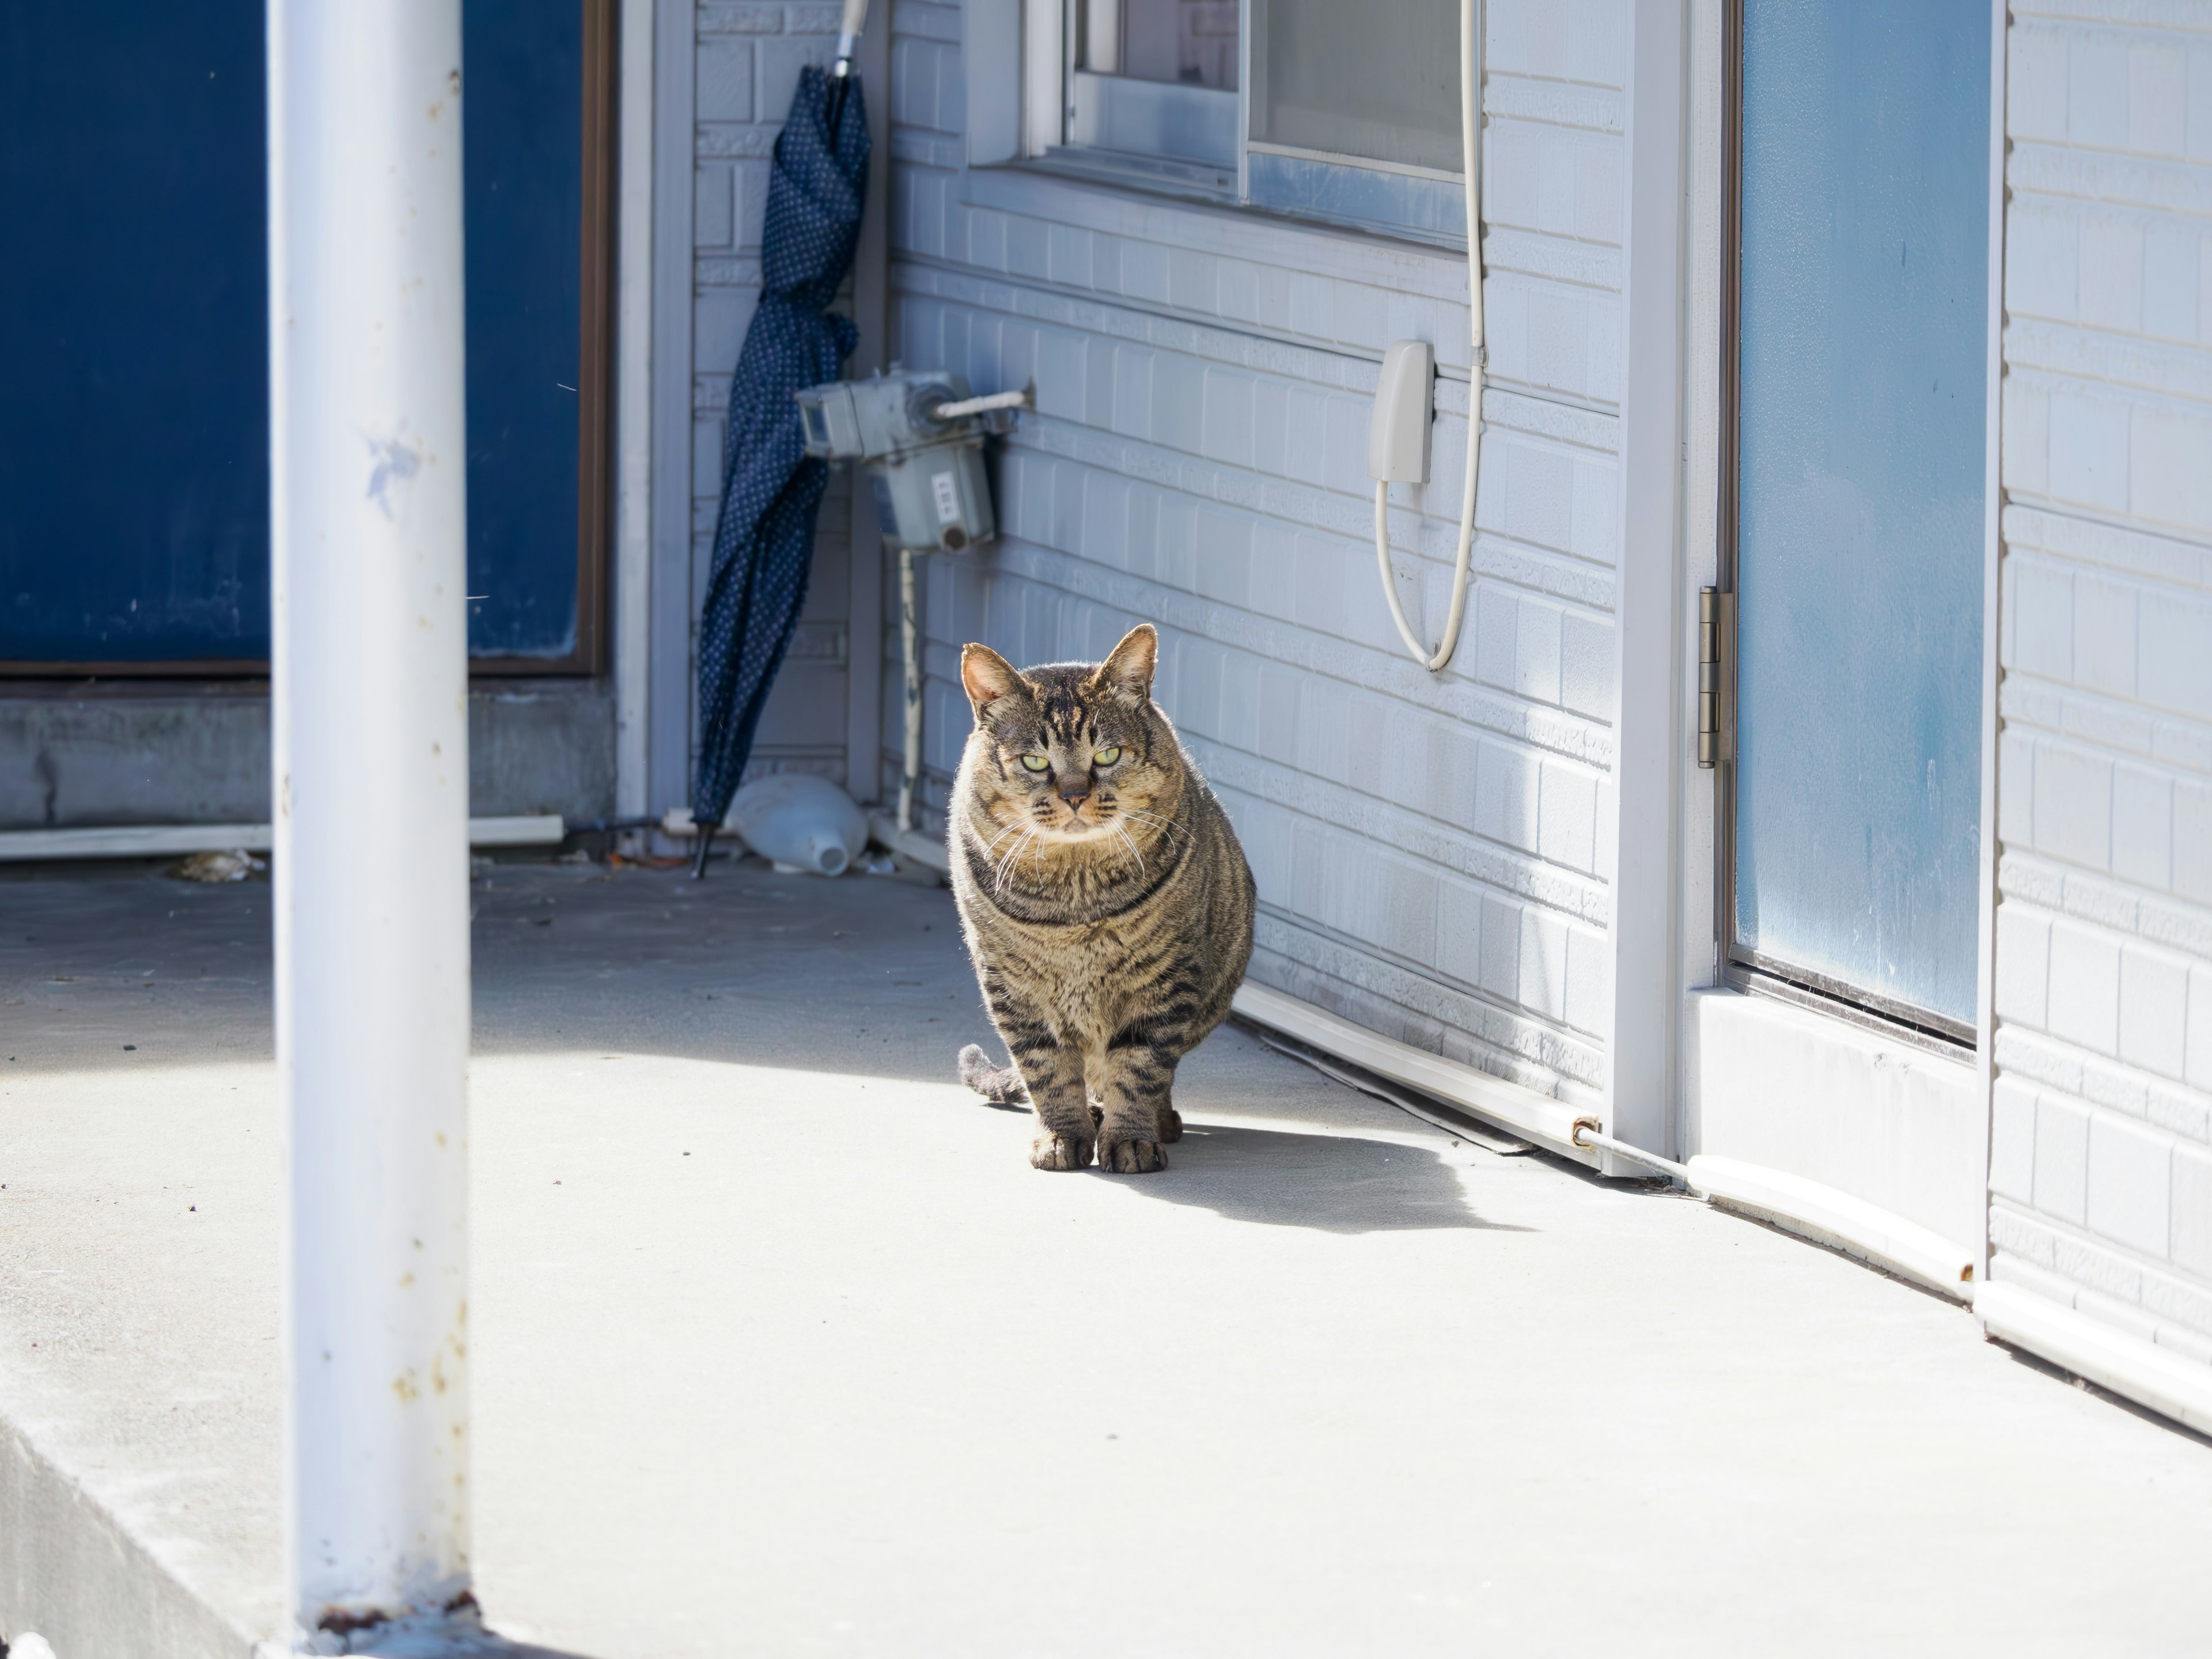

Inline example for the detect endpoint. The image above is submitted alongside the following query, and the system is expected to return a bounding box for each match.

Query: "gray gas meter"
[794,369,1028,553]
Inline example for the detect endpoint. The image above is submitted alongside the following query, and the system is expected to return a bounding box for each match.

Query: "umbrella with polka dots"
[691,66,868,874]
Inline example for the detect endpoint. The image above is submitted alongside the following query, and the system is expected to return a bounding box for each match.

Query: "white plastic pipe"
[1570,1119,1690,1183]
[268,0,472,1631]
[1373,0,1483,673]
[929,387,1032,421]
[0,815,564,863]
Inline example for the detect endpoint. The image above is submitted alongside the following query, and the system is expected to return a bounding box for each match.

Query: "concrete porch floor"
[4,859,2211,1658]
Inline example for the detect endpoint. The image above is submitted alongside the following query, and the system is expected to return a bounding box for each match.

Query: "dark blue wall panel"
[0,2,588,667]
[0,3,271,662]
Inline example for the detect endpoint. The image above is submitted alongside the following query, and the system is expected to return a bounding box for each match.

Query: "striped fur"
[949,625,1256,1173]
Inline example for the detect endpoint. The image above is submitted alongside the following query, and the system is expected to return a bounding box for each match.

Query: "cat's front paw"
[1099,1136,1168,1174]
[1030,1132,1096,1171]
[1156,1107,1183,1143]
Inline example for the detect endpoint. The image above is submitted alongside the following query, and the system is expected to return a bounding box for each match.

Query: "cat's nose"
[1059,788,1088,809]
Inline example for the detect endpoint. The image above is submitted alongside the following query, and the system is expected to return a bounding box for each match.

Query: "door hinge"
[1698,586,1735,769]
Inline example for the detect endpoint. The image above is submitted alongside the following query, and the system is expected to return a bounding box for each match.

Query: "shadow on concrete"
[1104,1123,1532,1235]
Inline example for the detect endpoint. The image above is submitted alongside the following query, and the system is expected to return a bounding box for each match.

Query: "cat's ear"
[1089,624,1157,708]
[960,643,1029,720]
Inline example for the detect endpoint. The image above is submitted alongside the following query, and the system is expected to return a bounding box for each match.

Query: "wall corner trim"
[1975,1282,2212,1441]
[1604,0,1692,1164]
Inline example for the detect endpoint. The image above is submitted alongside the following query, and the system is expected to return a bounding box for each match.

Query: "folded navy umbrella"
[691,63,868,874]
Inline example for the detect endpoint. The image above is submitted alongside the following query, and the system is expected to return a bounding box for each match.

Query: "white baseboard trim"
[1975,1281,2212,1438]
[0,815,565,861]
[1686,1154,1978,1303]
[1686,988,1984,1266]
[0,822,278,859]
[1229,981,1599,1166]
[1225,985,1990,1301]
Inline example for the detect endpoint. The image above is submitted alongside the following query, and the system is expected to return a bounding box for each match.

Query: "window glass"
[1249,0,1461,173]
[1065,0,1238,168]
[1079,0,1237,91]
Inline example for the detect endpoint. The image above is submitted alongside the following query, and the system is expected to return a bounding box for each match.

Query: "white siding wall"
[882,0,1628,1105]
[690,1,857,785]
[1990,3,2212,1363]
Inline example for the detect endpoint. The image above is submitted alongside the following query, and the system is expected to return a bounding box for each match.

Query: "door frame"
[1711,0,2005,1056]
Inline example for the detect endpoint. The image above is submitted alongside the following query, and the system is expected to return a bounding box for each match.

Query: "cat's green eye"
[1020,753,1051,772]
[1093,746,1122,767]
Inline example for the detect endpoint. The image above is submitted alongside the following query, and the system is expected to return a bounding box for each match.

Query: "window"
[979,0,1470,245]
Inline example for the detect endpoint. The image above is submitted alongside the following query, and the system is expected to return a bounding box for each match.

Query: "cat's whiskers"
[1122,809,1184,842]
[978,816,1027,857]
[991,825,1038,895]
[1001,832,1037,894]
[1111,820,1146,878]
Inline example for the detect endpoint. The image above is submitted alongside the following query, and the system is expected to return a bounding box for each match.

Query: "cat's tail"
[958,1043,1028,1107]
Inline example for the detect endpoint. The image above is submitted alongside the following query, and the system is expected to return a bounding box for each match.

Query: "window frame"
[476,0,616,680]
[982,0,1474,250]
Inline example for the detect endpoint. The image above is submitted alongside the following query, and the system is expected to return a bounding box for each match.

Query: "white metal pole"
[268,0,472,1634]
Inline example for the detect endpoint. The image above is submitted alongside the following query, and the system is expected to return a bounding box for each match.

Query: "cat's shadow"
[1117,1121,1532,1234]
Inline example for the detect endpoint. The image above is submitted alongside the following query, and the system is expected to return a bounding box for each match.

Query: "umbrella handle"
[834,0,870,73]
[827,0,868,134]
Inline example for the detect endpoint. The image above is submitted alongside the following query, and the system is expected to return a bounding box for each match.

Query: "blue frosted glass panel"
[1733,0,1988,1030]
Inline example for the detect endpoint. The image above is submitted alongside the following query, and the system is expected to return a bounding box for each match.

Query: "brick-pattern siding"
[881,0,1626,1104]
[691,2,856,785]
[1991,2,2212,1363]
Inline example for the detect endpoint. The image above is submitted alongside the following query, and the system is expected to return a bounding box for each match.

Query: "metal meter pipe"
[268,0,473,1630]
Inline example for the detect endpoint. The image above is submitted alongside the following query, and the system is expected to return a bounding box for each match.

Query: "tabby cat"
[950,624,1256,1173]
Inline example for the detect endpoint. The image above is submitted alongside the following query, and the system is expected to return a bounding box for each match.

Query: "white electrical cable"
[1374,0,1483,674]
